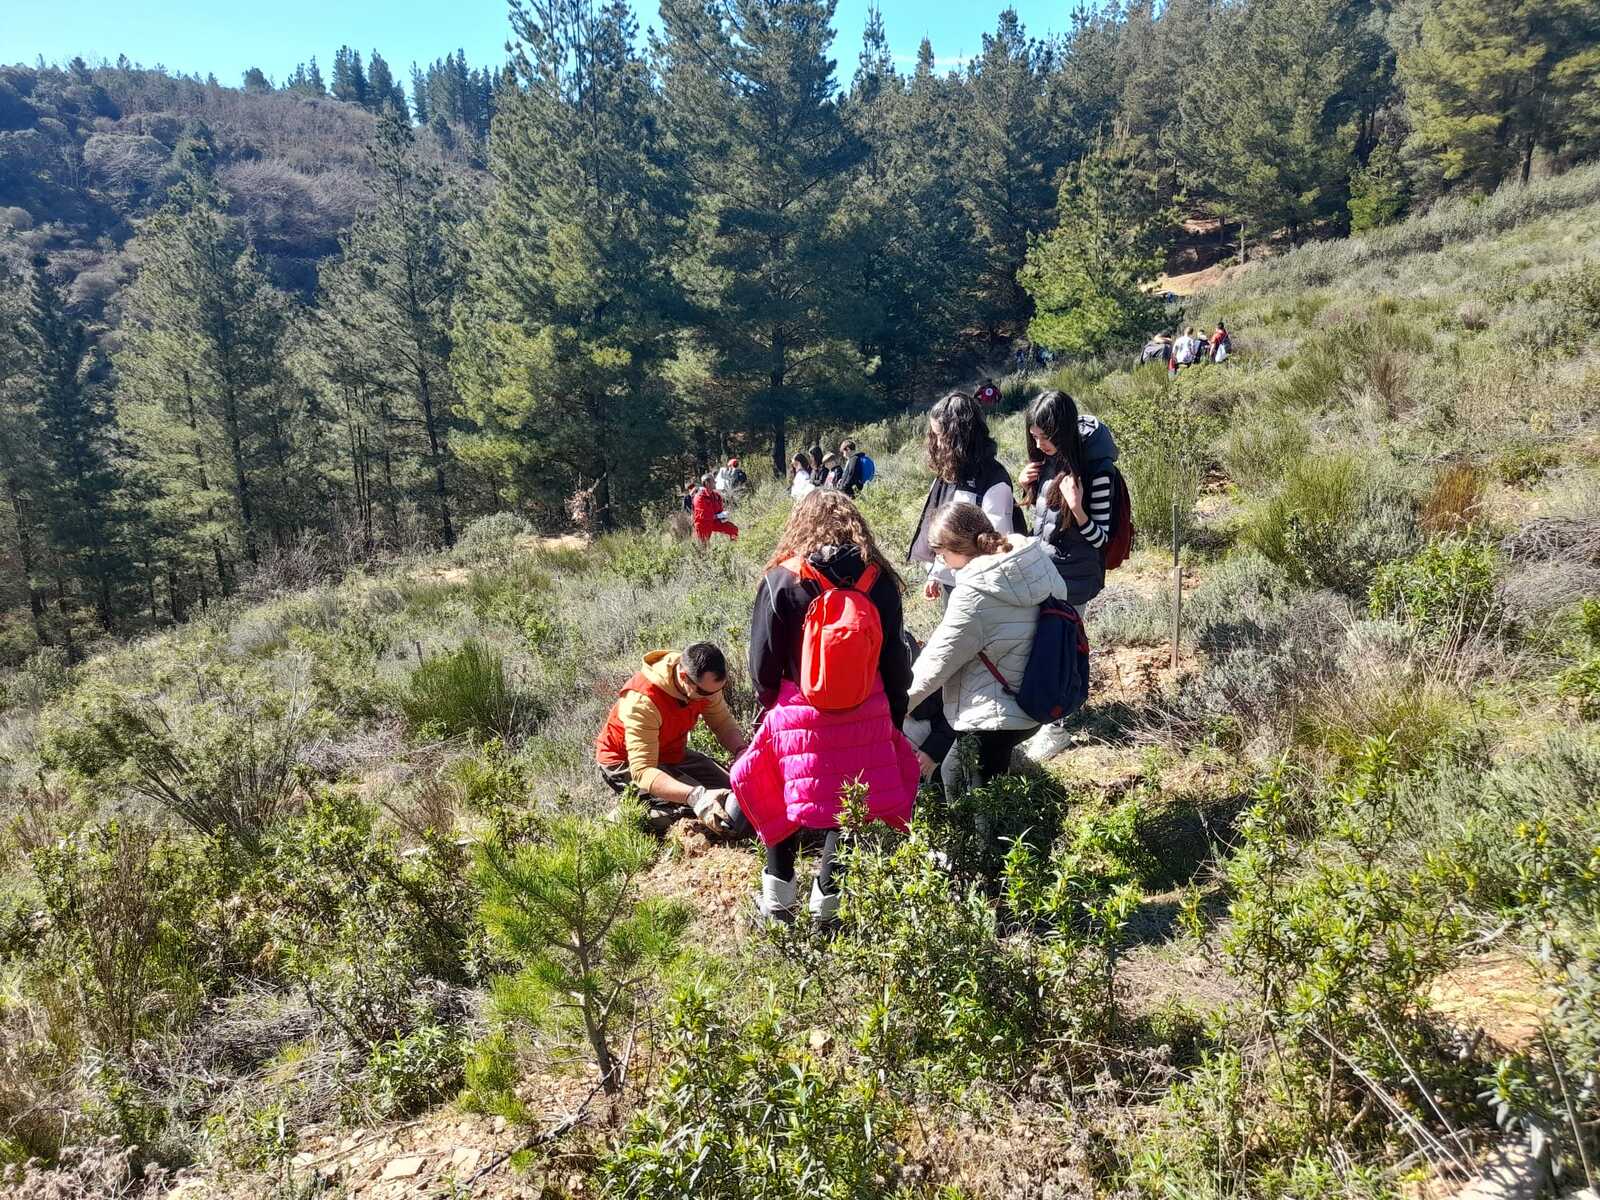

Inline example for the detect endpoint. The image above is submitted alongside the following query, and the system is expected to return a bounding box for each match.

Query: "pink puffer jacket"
[731,680,920,846]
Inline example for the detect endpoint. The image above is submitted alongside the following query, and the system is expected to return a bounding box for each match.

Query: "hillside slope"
[3,170,1599,1198]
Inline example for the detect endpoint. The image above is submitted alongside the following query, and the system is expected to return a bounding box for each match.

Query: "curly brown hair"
[926,392,998,483]
[764,489,904,590]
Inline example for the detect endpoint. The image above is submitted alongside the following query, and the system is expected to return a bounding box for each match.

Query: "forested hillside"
[2,153,1598,1197]
[5,0,1598,666]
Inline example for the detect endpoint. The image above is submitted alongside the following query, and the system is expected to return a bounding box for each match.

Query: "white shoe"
[809,879,840,928]
[755,872,797,926]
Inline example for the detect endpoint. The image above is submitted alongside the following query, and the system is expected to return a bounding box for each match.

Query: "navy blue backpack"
[977,597,1091,724]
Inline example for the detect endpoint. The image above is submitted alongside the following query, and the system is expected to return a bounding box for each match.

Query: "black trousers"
[765,828,844,895]
[938,726,1035,796]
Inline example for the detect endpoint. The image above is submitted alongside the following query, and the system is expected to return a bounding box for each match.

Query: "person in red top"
[594,643,751,837]
[974,378,1001,408]
[691,472,739,544]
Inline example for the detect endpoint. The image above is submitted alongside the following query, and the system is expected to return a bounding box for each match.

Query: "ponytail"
[928,501,1013,560]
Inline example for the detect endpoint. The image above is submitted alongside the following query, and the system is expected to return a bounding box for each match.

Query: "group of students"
[788,439,875,502]
[598,388,1127,926]
[1139,321,1231,371]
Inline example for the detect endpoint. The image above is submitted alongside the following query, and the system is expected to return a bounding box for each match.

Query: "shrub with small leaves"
[1368,538,1500,642]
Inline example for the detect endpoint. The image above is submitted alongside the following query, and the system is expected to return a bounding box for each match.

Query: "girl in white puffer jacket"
[906,501,1070,795]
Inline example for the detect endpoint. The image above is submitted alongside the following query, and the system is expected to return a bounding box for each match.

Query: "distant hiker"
[1014,346,1028,372]
[833,439,873,497]
[790,452,817,501]
[691,473,739,544]
[819,451,843,489]
[806,443,830,488]
[1171,326,1204,371]
[974,378,1001,408]
[909,393,1015,603]
[906,502,1070,796]
[1018,390,1128,608]
[714,457,748,499]
[734,490,919,927]
[680,481,696,513]
[595,643,751,839]
[1209,320,1231,363]
[1138,334,1172,367]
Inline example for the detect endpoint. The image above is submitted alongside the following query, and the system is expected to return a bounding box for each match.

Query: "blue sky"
[2,0,1073,87]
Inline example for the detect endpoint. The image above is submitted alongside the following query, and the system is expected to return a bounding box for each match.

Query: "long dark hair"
[926,392,997,484]
[1021,390,1084,505]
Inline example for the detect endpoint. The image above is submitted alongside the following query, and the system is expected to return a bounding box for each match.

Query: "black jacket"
[835,452,867,496]
[907,456,1014,566]
[749,543,911,728]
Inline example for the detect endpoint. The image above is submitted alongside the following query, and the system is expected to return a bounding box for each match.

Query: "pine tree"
[658,0,866,477]
[314,110,461,546]
[0,261,48,645]
[958,9,1063,331]
[19,256,126,631]
[454,0,683,525]
[366,51,407,117]
[1396,0,1600,193]
[331,46,369,105]
[1019,137,1174,356]
[241,67,272,94]
[117,174,293,589]
[842,13,978,403]
[410,63,429,125]
[1180,0,1358,247]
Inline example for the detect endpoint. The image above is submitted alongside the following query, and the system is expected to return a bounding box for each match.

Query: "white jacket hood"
[953,536,1064,608]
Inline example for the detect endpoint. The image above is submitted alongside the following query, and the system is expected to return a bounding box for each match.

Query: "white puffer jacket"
[906,536,1070,731]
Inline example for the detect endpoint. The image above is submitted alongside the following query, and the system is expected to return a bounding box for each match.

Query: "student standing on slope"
[908,393,1015,602]
[1018,390,1119,607]
[691,472,739,544]
[733,490,920,927]
[789,452,817,501]
[906,502,1069,796]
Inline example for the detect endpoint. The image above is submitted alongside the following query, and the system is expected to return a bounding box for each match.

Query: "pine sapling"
[474,805,689,1097]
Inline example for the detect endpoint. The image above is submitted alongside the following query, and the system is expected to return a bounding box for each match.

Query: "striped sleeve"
[1076,473,1114,548]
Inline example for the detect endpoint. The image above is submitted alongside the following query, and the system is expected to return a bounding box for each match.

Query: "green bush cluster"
[1244,455,1419,595]
[400,637,525,740]
[1368,538,1500,641]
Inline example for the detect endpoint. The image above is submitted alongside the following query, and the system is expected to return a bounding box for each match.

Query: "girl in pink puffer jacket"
[731,491,921,927]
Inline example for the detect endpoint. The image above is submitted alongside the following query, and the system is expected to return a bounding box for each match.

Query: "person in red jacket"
[691,472,739,544]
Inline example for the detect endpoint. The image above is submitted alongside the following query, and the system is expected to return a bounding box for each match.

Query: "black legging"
[766,828,844,895]
[938,727,1034,796]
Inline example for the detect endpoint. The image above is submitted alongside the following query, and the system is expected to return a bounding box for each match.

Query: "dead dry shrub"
[1420,462,1486,535]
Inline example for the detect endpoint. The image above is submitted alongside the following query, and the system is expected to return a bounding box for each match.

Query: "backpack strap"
[799,559,879,594]
[976,651,1015,695]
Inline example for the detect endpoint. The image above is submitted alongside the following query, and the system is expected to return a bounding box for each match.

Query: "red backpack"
[793,559,884,711]
[1102,467,1136,570]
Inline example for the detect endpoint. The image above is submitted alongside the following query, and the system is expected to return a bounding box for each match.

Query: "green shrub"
[452,511,533,566]
[42,667,329,854]
[366,1021,465,1118]
[1368,538,1500,641]
[1497,443,1558,486]
[257,788,486,1046]
[1557,598,1600,719]
[475,804,688,1096]
[1244,455,1419,595]
[600,985,923,1199]
[30,821,215,1054]
[1221,406,1309,491]
[1097,368,1218,551]
[400,638,522,740]
[1225,746,1464,1078]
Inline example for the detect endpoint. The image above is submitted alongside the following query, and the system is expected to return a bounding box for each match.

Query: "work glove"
[689,786,735,835]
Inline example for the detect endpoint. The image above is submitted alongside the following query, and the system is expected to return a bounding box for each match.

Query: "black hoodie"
[749,543,910,727]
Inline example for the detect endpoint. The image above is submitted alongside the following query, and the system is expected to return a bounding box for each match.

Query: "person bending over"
[595,642,750,838]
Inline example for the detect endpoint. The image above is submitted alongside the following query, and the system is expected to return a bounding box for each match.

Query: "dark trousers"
[938,727,1035,797]
[597,750,749,838]
[765,828,844,895]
